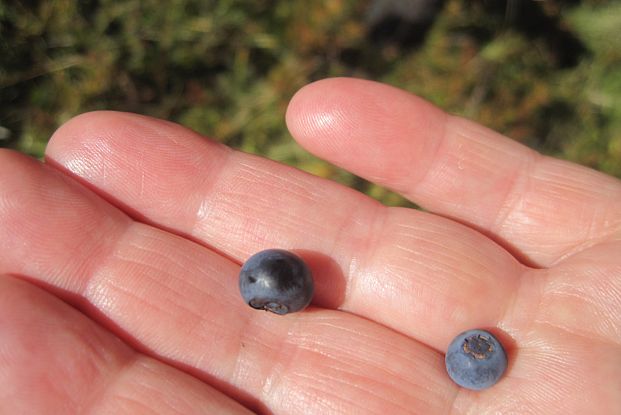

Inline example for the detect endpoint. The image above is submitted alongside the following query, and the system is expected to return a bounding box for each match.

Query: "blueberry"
[445,329,507,390]
[239,249,314,315]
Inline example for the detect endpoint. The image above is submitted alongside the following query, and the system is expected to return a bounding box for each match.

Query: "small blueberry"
[239,249,314,315]
[445,329,508,390]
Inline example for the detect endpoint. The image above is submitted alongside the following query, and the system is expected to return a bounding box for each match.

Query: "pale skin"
[0,78,620,414]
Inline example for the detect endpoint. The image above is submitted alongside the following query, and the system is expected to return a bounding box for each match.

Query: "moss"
[1,0,619,206]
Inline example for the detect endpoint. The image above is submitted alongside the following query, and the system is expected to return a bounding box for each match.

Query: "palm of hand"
[1,79,619,414]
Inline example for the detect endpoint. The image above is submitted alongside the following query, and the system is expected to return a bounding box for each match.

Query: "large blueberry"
[445,329,507,390]
[239,249,314,315]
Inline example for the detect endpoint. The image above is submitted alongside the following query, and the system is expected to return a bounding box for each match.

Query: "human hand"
[1,78,619,414]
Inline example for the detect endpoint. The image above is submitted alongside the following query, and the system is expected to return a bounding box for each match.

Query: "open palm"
[1,78,619,414]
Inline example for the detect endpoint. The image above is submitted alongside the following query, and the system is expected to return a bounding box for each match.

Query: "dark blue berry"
[445,329,507,390]
[239,249,314,315]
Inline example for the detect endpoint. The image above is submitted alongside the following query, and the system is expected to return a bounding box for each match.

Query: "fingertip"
[46,110,206,157]
[286,78,386,182]
[286,78,386,150]
[286,77,358,143]
[47,110,122,154]
[286,77,446,185]
[45,110,228,190]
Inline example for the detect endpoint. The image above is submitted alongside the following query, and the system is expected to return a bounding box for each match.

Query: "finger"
[0,274,252,415]
[286,78,621,267]
[44,112,524,351]
[0,150,457,413]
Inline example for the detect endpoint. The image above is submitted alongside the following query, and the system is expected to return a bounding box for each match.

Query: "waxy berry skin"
[239,249,314,315]
[445,329,508,390]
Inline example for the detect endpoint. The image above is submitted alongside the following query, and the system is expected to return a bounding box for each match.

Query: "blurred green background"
[1,0,620,206]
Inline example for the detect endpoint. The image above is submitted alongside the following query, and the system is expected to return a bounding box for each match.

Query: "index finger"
[286,78,621,267]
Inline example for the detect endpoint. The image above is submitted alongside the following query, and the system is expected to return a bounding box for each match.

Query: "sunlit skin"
[1,78,620,414]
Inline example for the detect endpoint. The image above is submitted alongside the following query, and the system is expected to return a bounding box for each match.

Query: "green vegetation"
[1,0,620,206]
